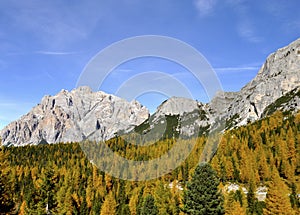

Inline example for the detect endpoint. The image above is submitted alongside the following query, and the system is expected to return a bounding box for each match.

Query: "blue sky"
[0,0,300,129]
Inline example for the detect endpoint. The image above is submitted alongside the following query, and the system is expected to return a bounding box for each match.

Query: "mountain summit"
[0,86,149,146]
[221,38,300,127]
[1,38,300,146]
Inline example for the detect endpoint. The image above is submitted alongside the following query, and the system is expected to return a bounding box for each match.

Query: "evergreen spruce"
[247,180,256,214]
[116,180,129,215]
[136,187,144,215]
[182,163,224,215]
[140,194,158,215]
[290,182,300,210]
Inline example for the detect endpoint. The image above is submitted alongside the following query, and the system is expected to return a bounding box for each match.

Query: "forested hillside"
[1,111,300,214]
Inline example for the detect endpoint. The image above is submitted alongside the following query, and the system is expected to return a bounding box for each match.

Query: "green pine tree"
[247,180,256,214]
[140,194,158,215]
[182,163,224,215]
[116,180,129,215]
[136,187,144,215]
[290,182,300,210]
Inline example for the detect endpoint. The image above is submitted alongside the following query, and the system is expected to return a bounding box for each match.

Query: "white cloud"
[3,1,102,49]
[262,1,300,35]
[263,1,287,18]
[6,50,79,56]
[215,66,260,73]
[34,51,79,55]
[284,20,300,34]
[237,22,263,43]
[226,0,263,43]
[214,62,262,74]
[194,0,217,17]
[11,71,55,81]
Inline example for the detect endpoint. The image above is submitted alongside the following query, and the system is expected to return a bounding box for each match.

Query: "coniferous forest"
[1,110,300,214]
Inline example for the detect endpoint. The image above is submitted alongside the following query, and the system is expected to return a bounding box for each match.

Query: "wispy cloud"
[12,71,55,81]
[263,1,288,18]
[237,21,263,43]
[214,66,260,73]
[2,1,101,49]
[34,51,79,55]
[284,20,300,34]
[227,0,263,43]
[194,0,217,17]
[214,62,262,74]
[6,50,79,56]
[263,1,300,35]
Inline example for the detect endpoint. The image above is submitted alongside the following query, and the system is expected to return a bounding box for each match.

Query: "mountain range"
[1,38,300,146]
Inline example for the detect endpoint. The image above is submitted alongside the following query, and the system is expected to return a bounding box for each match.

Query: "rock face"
[155,97,202,116]
[0,86,149,146]
[220,38,300,127]
[134,97,211,139]
[1,38,300,146]
[143,38,300,135]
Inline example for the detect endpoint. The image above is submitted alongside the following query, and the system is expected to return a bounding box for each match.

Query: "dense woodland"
[1,110,300,214]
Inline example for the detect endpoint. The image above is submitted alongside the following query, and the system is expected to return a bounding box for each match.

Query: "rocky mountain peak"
[1,38,300,146]
[218,38,300,127]
[156,97,201,116]
[0,87,149,146]
[257,38,300,78]
[209,91,236,115]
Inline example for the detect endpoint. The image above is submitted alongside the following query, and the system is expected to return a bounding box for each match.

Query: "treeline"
[0,111,300,214]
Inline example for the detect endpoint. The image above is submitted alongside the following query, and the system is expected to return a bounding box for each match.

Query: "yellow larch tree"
[100,191,117,215]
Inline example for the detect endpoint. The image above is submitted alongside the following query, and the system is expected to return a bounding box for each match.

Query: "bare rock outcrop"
[1,38,300,146]
[216,38,300,128]
[0,86,149,146]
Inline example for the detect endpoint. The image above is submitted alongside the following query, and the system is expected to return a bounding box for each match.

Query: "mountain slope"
[134,38,300,135]
[213,38,300,128]
[0,86,149,146]
[1,38,299,146]
[132,97,211,140]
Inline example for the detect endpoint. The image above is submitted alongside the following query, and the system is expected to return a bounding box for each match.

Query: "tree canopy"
[182,163,224,215]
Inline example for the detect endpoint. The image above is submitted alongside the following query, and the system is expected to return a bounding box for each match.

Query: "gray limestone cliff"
[220,38,300,128]
[0,86,149,146]
[1,38,300,146]
[143,38,300,135]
